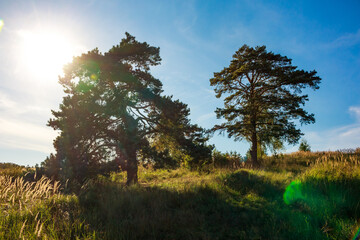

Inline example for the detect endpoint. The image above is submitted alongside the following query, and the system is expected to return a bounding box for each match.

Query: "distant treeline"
[0,162,24,169]
[0,163,34,179]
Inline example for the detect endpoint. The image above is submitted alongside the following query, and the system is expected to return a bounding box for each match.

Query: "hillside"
[1,151,360,239]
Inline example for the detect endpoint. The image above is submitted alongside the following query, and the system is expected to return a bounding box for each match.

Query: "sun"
[18,29,82,78]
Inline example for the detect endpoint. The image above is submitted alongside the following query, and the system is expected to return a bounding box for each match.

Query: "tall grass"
[284,151,360,239]
[0,176,95,239]
[262,150,360,173]
[82,151,360,239]
[0,176,60,213]
[0,150,359,239]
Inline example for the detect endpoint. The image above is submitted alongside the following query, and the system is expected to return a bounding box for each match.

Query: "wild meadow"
[1,150,360,239]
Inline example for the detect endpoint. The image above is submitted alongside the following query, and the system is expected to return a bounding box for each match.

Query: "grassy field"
[1,151,360,239]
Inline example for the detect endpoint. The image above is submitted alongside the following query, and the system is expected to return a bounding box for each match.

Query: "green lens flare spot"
[283,180,303,205]
[353,227,360,240]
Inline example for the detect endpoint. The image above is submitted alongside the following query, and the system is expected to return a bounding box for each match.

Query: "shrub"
[299,139,311,152]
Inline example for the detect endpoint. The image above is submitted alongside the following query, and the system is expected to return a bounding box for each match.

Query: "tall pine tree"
[210,45,321,167]
[47,33,210,185]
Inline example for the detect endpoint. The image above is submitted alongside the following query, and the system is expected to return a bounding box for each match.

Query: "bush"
[212,150,243,169]
[0,163,28,178]
[212,150,228,167]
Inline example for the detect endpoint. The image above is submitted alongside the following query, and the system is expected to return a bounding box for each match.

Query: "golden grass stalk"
[0,176,60,214]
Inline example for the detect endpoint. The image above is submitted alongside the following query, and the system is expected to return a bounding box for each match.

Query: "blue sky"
[0,0,360,166]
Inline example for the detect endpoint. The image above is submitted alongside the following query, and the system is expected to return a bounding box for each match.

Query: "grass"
[0,175,95,239]
[0,176,60,213]
[0,151,360,239]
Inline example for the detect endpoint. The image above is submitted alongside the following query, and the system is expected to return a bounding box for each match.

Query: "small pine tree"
[299,139,311,152]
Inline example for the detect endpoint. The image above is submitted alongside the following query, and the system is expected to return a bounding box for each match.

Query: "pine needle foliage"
[210,45,321,166]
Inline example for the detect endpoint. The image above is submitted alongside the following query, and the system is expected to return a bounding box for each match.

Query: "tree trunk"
[250,128,260,168]
[126,148,138,185]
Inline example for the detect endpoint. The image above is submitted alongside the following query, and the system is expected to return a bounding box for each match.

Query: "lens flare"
[353,227,360,240]
[283,180,304,205]
[90,73,98,80]
[0,19,4,32]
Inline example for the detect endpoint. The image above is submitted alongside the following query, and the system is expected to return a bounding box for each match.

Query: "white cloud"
[288,106,360,152]
[0,90,57,154]
[349,106,360,122]
[0,117,56,153]
[303,123,360,152]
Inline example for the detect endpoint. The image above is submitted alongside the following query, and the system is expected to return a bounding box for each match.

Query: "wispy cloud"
[327,29,360,48]
[173,1,197,34]
[0,117,56,153]
[301,106,360,151]
[349,106,360,122]
[196,112,215,124]
[304,124,360,151]
[0,91,56,154]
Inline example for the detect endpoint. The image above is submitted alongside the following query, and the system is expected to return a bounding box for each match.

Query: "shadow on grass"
[77,180,257,239]
[65,168,360,240]
[74,171,339,240]
[221,170,284,200]
[221,170,360,240]
[2,169,359,239]
[301,177,360,221]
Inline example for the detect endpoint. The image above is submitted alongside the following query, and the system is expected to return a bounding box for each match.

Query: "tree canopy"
[46,33,211,185]
[210,45,321,166]
[299,139,311,152]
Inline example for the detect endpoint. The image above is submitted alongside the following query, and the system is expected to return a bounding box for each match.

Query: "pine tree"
[47,33,210,185]
[210,45,321,167]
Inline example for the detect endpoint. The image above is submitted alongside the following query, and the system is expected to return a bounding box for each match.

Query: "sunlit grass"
[0,175,95,239]
[0,176,60,213]
[1,150,360,239]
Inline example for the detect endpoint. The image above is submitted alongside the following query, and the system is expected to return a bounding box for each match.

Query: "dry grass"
[262,150,360,173]
[0,175,95,239]
[0,176,60,214]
